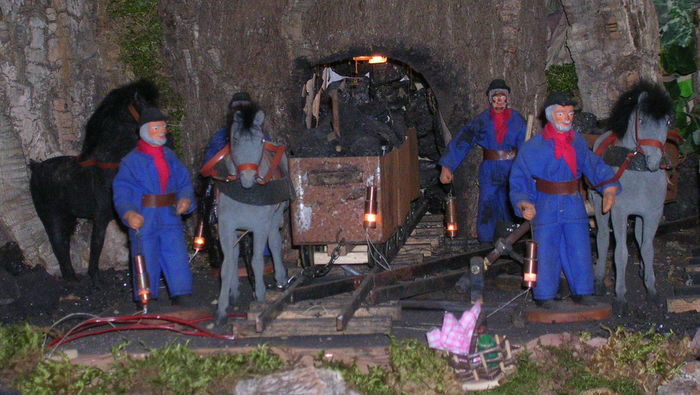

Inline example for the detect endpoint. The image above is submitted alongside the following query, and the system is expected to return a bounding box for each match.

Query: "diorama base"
[525,300,612,323]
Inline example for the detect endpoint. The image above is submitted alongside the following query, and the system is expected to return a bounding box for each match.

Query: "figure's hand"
[176,198,191,215]
[518,201,536,221]
[124,211,144,231]
[440,167,453,184]
[602,186,618,214]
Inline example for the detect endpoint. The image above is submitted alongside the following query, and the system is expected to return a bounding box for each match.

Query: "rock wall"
[0,0,127,273]
[161,0,549,238]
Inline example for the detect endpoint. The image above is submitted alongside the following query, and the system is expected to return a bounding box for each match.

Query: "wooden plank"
[685,265,700,273]
[667,297,700,313]
[674,286,700,296]
[313,251,367,265]
[391,253,424,266]
[247,298,400,321]
[337,268,379,330]
[235,316,392,338]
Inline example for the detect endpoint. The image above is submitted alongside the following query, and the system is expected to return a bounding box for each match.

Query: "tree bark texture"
[561,0,662,118]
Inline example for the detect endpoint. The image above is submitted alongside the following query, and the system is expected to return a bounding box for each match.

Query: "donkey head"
[229,106,266,189]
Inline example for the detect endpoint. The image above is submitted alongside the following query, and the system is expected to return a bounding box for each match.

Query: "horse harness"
[590,109,680,189]
[199,140,287,185]
[76,103,142,169]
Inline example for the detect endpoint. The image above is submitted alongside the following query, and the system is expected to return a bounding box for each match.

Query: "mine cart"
[289,128,422,266]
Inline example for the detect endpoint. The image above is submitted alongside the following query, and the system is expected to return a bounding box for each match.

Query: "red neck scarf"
[137,140,169,193]
[543,122,577,177]
[490,108,511,144]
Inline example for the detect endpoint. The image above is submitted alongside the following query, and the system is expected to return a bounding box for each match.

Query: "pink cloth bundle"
[426,302,481,355]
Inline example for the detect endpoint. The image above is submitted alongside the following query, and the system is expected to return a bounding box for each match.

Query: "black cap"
[486,79,510,94]
[228,92,252,109]
[543,92,577,109]
[139,107,167,127]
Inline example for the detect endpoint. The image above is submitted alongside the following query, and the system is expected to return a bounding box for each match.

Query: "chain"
[302,230,345,279]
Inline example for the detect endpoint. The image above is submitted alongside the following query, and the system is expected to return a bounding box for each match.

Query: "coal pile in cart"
[290,58,447,213]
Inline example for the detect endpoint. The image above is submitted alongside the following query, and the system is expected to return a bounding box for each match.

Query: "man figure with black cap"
[439,79,527,243]
[509,92,620,308]
[113,107,196,308]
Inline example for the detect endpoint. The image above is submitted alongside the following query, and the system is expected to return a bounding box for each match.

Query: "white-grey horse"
[214,104,291,324]
[591,81,673,313]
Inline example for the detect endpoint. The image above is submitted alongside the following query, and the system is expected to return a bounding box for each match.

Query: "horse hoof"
[612,301,628,316]
[214,313,228,327]
[646,293,663,307]
[594,281,607,296]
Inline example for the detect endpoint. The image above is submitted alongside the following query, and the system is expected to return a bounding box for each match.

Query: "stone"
[657,361,700,395]
[234,367,360,395]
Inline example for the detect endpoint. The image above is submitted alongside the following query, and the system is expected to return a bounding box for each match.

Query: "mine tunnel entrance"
[289,55,448,214]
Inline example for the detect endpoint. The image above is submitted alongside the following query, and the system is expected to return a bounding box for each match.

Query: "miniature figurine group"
[440,80,620,308]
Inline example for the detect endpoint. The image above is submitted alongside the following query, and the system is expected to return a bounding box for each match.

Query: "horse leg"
[640,213,662,304]
[251,231,268,302]
[87,214,111,287]
[215,213,239,325]
[268,205,287,287]
[592,195,610,295]
[611,210,630,313]
[42,213,78,281]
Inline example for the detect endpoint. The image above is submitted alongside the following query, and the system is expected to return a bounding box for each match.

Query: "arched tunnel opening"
[288,55,449,215]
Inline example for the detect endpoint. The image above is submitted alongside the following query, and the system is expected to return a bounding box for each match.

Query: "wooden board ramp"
[525,300,612,323]
[237,292,400,338]
[667,263,700,313]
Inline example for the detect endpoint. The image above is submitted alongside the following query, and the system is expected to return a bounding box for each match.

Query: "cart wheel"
[299,245,315,268]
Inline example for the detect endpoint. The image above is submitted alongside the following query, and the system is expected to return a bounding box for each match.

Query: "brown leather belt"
[141,193,176,208]
[535,178,580,195]
[483,149,516,161]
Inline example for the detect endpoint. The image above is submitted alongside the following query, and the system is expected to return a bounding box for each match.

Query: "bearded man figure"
[439,79,527,243]
[509,92,620,309]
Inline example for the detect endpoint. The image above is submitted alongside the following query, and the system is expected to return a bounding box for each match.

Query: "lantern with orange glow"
[363,185,378,229]
[134,253,151,312]
[522,240,538,288]
[444,195,458,238]
[193,220,206,252]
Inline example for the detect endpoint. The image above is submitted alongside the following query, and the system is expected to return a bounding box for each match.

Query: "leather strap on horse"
[261,141,286,183]
[535,178,580,195]
[141,193,176,208]
[483,149,516,161]
[199,145,231,179]
[77,103,142,169]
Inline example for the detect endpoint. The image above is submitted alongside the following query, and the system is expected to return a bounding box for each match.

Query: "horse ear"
[234,111,244,123]
[637,91,648,104]
[254,110,265,127]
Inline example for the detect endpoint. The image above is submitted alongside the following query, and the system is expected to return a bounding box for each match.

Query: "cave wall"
[0,0,127,273]
[161,0,549,238]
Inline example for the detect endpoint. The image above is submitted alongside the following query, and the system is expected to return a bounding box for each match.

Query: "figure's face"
[490,93,508,112]
[552,105,574,132]
[140,121,168,146]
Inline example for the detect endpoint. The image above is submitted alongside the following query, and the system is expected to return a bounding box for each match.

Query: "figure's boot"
[571,295,597,306]
[171,294,198,308]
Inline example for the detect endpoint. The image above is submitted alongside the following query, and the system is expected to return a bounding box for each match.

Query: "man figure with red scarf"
[509,92,620,308]
[113,107,196,307]
[439,79,526,243]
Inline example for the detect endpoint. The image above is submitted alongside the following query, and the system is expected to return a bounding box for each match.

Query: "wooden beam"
[336,268,379,331]
[667,297,700,313]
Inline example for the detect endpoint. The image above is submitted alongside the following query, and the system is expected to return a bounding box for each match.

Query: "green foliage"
[655,0,699,74]
[19,357,106,395]
[0,324,45,365]
[545,63,580,102]
[107,0,185,156]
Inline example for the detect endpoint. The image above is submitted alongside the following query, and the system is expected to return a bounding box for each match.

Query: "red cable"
[48,313,248,348]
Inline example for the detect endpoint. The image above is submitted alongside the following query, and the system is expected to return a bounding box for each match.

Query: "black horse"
[30,80,159,282]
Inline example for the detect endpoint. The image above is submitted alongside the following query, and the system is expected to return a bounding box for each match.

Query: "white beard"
[139,124,166,146]
[553,122,572,132]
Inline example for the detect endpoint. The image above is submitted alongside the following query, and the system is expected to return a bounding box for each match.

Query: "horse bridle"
[226,140,286,185]
[592,109,670,188]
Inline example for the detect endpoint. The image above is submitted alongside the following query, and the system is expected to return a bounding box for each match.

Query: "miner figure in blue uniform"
[113,107,196,307]
[509,92,620,308]
[439,79,527,243]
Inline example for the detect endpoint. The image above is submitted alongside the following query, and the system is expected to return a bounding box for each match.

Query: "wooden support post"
[336,267,379,331]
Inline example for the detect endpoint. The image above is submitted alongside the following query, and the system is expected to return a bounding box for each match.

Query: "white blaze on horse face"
[552,105,574,132]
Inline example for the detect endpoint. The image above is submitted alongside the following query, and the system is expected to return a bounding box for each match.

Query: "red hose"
[48,313,248,348]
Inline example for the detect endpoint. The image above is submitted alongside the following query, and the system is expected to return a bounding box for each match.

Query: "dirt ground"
[5,219,699,361]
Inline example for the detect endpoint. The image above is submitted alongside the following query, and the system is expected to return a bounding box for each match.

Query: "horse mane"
[80,79,160,158]
[607,80,673,139]
[229,102,261,135]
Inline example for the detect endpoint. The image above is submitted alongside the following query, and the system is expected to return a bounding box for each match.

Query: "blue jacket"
[439,109,527,173]
[509,130,621,226]
[113,146,195,235]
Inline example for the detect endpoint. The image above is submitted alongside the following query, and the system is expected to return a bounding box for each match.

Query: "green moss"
[107,0,185,157]
[545,63,580,102]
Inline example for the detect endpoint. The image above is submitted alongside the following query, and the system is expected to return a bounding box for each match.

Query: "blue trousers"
[532,221,593,300]
[477,176,513,242]
[130,227,192,300]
